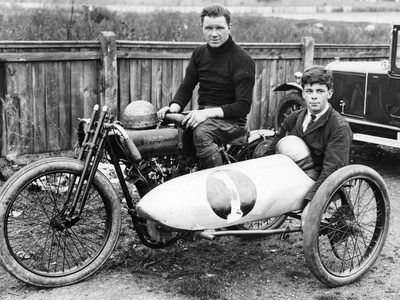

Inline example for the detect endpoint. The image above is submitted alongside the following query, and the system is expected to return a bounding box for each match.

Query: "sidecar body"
[136,154,314,230]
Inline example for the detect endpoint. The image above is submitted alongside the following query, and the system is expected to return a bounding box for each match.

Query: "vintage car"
[273,23,400,149]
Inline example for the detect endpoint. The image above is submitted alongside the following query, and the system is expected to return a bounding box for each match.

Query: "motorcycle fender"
[136,154,314,231]
[248,129,275,143]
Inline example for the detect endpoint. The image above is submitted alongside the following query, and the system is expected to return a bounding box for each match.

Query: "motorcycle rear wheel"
[0,158,121,288]
[303,165,390,287]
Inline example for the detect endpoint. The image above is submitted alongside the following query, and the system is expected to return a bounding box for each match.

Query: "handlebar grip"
[163,113,185,125]
[123,138,142,162]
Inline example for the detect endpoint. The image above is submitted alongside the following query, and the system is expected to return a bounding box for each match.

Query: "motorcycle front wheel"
[0,158,121,288]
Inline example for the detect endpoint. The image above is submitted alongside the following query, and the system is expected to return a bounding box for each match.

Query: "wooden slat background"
[0,35,390,157]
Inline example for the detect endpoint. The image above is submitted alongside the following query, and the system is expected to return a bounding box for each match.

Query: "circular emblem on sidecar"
[205,169,257,222]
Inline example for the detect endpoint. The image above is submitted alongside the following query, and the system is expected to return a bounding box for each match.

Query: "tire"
[229,137,288,233]
[273,93,305,131]
[233,215,288,231]
[0,158,122,288]
[303,165,390,287]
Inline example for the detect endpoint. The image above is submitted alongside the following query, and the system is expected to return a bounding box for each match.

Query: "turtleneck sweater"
[171,35,255,124]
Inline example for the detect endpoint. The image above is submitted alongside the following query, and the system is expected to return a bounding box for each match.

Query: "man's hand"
[182,107,224,129]
[157,103,181,120]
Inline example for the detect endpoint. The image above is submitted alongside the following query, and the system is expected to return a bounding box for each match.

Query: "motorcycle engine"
[126,154,197,197]
[117,100,198,197]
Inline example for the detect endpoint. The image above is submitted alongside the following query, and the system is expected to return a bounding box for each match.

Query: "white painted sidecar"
[136,154,314,230]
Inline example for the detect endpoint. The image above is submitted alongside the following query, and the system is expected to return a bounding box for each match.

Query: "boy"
[266,66,353,204]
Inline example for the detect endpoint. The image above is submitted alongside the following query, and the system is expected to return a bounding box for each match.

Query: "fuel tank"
[136,154,315,230]
[125,126,195,157]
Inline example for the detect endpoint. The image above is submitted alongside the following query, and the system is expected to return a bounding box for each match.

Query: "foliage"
[0,4,393,44]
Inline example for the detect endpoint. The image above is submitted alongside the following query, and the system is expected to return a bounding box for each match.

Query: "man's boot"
[198,152,223,170]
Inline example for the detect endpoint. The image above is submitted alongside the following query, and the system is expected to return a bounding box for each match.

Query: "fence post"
[99,31,118,118]
[302,36,315,70]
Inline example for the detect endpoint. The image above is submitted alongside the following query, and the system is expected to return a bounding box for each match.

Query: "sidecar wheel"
[230,214,288,240]
[303,165,390,287]
[0,158,121,288]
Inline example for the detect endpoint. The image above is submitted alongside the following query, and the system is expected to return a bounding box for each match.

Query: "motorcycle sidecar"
[137,156,390,287]
[136,154,315,230]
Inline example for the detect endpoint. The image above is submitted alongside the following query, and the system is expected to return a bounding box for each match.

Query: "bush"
[0,4,393,44]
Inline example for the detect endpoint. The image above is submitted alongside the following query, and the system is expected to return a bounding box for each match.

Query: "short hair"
[200,4,231,26]
[301,66,334,90]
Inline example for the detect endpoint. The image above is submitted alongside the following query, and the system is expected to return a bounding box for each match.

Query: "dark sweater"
[171,36,255,123]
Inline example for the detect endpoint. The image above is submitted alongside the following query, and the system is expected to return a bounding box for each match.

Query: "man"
[266,66,353,204]
[157,3,255,170]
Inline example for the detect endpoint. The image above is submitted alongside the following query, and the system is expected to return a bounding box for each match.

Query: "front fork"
[58,105,110,225]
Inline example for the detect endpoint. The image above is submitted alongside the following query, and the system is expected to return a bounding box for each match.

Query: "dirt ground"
[0,142,399,300]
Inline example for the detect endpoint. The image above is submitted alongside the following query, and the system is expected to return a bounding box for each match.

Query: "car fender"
[274,82,303,93]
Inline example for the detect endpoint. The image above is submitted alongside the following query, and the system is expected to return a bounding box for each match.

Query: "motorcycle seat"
[224,130,249,146]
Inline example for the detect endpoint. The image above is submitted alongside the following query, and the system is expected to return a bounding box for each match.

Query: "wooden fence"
[0,32,390,158]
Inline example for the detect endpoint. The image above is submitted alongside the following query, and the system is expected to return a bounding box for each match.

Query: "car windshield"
[397,29,400,69]
[330,73,365,117]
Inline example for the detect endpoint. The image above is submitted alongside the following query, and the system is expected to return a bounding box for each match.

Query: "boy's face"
[302,83,333,115]
[202,16,231,48]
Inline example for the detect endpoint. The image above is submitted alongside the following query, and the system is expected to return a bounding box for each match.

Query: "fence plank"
[17,63,33,155]
[141,59,152,103]
[162,60,173,108]
[151,59,163,109]
[4,63,22,155]
[83,61,100,117]
[130,59,141,102]
[45,62,61,152]
[71,61,85,136]
[171,59,183,106]
[58,62,72,150]
[249,61,263,130]
[260,60,270,129]
[119,59,131,118]
[32,62,47,153]
[268,60,278,128]
[0,52,100,62]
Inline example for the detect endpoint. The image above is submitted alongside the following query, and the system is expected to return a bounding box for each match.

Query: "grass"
[106,205,308,300]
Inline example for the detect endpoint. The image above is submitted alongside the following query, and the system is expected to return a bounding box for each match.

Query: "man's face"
[202,16,230,48]
[302,83,333,114]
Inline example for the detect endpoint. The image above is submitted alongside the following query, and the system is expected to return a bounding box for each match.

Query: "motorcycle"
[0,102,390,288]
